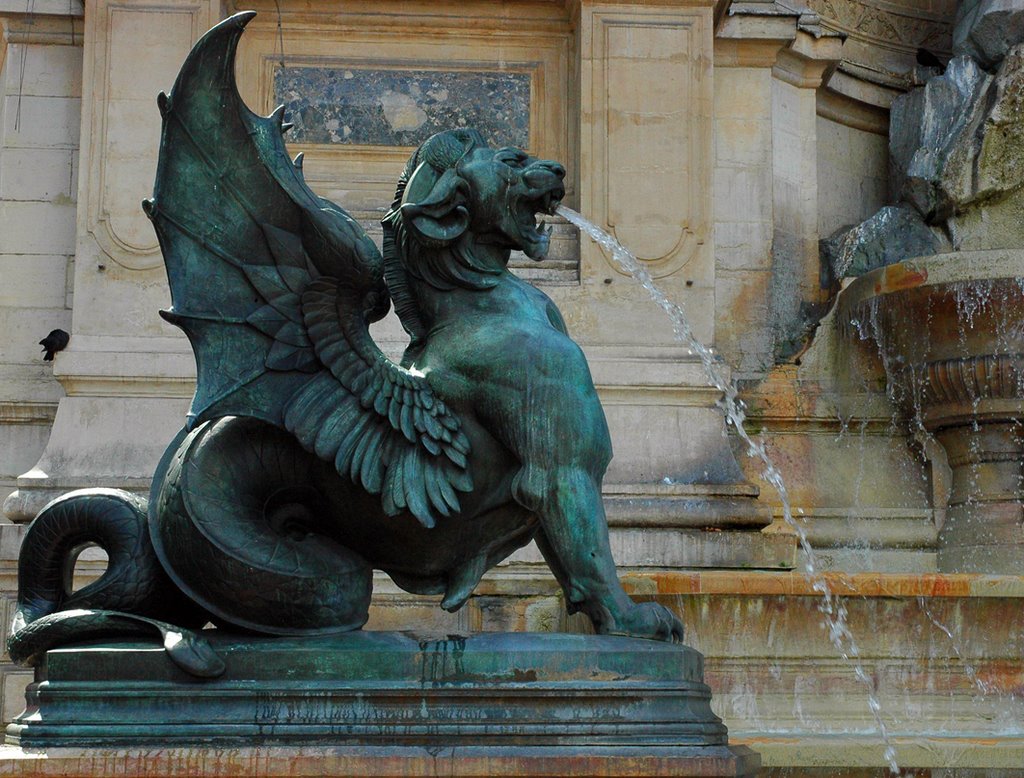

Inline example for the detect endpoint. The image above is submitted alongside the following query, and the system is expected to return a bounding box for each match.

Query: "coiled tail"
[8,488,223,677]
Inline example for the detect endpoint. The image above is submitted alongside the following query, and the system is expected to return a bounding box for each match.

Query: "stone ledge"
[622,570,1024,598]
[0,745,759,777]
[735,735,1024,770]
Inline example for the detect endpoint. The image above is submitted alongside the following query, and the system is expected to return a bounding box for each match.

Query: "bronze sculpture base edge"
[4,631,758,775]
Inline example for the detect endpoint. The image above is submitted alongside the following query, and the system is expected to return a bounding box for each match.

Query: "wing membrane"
[147,12,471,526]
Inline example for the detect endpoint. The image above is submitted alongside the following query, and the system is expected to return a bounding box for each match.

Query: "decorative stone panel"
[580,6,711,280]
[274,66,531,149]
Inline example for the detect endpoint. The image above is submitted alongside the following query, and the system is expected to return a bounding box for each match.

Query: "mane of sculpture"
[6,11,682,676]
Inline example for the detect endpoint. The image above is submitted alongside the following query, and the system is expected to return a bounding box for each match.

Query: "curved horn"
[400,165,470,247]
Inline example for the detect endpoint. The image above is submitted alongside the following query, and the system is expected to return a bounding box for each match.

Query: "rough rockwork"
[954,0,1024,70]
[824,15,1024,278]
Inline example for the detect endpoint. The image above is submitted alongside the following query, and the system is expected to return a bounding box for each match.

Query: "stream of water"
[557,205,901,773]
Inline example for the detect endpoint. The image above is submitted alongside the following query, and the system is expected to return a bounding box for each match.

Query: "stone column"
[3,0,224,521]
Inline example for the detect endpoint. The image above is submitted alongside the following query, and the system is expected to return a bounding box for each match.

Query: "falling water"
[558,205,901,773]
[916,595,991,698]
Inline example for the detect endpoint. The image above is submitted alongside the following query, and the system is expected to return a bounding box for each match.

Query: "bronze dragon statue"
[8,12,683,676]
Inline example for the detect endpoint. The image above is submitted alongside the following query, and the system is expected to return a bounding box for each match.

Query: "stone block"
[0,424,52,494]
[715,221,773,272]
[715,119,772,167]
[0,745,760,777]
[815,116,889,238]
[0,364,63,407]
[522,596,564,633]
[0,201,76,255]
[1,43,83,98]
[1,96,81,149]
[0,308,72,364]
[0,148,76,202]
[104,8,197,103]
[714,166,772,223]
[0,673,29,727]
[715,269,773,375]
[953,0,1024,70]
[365,591,479,633]
[0,256,71,308]
[509,527,792,570]
[949,190,1024,250]
[714,69,772,120]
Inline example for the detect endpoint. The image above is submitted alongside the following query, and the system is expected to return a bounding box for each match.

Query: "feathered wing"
[145,11,471,527]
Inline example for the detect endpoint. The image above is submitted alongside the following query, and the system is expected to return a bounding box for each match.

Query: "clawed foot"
[595,600,685,644]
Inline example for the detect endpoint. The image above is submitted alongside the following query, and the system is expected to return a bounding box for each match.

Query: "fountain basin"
[838,250,1024,573]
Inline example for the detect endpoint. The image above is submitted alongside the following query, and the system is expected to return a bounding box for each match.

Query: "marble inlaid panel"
[274,66,530,148]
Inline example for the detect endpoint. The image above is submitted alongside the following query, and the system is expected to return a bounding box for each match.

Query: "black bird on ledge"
[38,329,69,361]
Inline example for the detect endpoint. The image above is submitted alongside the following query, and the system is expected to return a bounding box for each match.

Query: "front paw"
[598,601,685,643]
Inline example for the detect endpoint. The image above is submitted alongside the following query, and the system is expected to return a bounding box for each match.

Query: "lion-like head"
[382,130,566,294]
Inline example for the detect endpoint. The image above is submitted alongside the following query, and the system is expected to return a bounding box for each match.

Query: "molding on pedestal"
[0,403,56,426]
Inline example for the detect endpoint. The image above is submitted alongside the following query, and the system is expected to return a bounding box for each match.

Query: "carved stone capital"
[773,30,844,89]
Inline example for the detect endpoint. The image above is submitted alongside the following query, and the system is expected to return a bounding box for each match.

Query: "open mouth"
[518,185,565,259]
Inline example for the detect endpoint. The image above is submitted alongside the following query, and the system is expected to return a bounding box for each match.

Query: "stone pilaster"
[712,5,795,377]
[553,0,780,565]
[0,3,83,511]
[770,31,843,354]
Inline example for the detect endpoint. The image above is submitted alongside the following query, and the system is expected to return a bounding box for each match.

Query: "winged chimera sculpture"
[8,12,683,676]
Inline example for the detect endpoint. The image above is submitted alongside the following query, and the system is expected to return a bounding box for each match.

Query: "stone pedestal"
[839,250,1024,573]
[4,632,758,776]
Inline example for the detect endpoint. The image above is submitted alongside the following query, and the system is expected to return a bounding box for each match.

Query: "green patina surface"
[8,10,684,684]
[7,632,743,760]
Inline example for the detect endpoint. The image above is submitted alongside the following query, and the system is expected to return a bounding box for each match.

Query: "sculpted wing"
[145,11,471,526]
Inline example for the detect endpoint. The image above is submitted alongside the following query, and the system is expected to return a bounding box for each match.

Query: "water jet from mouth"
[557,203,901,774]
